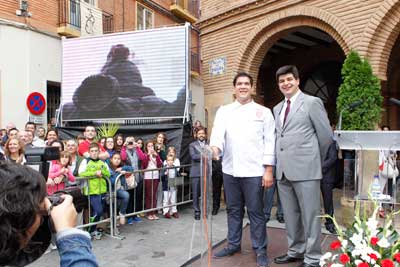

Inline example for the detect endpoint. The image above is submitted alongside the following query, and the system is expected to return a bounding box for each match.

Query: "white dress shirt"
[210,100,276,177]
[279,89,301,126]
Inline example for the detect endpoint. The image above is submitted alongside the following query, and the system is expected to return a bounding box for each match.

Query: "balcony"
[58,0,81,37]
[102,12,114,34]
[170,0,199,23]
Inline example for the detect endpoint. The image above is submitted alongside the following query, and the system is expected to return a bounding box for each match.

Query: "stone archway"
[363,0,400,81]
[233,6,354,84]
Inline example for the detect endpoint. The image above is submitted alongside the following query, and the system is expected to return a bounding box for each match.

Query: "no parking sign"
[26,92,46,115]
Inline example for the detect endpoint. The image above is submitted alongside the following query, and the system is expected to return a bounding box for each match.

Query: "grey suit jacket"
[273,92,333,181]
[189,141,204,177]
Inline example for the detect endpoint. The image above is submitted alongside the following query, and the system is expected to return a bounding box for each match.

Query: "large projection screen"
[61,26,188,121]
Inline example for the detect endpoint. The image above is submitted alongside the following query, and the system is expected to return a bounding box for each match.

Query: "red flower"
[381,259,394,267]
[339,253,350,264]
[368,253,378,261]
[330,240,341,250]
[357,263,369,267]
[370,236,379,245]
[394,253,400,262]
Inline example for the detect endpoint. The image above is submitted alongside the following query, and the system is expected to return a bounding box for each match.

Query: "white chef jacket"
[210,100,276,177]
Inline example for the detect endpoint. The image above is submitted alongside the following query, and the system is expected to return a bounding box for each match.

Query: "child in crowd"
[79,143,110,240]
[162,154,180,218]
[107,153,133,225]
[142,140,163,220]
[47,151,75,195]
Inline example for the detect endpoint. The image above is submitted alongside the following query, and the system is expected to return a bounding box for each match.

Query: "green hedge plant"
[336,51,383,130]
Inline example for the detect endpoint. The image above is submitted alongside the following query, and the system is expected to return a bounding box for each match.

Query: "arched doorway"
[257,26,345,123]
[384,34,400,130]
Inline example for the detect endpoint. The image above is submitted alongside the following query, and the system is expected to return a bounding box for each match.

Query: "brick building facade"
[198,0,400,130]
[0,0,202,129]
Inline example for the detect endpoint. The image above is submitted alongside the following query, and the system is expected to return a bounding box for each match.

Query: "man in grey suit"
[273,65,333,267]
[189,127,207,220]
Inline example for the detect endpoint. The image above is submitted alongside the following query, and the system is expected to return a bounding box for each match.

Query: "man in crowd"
[189,127,207,220]
[78,125,109,160]
[25,121,45,147]
[273,65,332,267]
[210,72,275,267]
[1,122,16,144]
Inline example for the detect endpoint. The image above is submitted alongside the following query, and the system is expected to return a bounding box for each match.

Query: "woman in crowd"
[3,138,26,164]
[99,137,106,149]
[143,140,162,220]
[105,137,116,158]
[136,138,144,153]
[121,136,146,224]
[154,132,167,161]
[114,134,124,153]
[154,132,167,211]
[45,129,59,146]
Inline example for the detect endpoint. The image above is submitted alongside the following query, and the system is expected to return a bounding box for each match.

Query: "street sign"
[26,92,46,115]
[28,114,45,124]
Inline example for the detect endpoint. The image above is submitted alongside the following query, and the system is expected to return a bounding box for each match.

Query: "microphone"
[389,97,400,106]
[348,100,363,109]
[338,100,364,130]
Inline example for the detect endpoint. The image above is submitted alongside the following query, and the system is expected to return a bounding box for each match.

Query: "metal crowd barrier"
[73,175,117,238]
[72,164,193,240]
[112,164,192,239]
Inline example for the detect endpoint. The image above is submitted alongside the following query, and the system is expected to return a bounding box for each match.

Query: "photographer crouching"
[0,162,98,267]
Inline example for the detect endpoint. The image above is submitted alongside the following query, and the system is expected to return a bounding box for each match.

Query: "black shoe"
[256,253,269,267]
[213,247,240,258]
[212,208,219,215]
[277,215,285,223]
[299,262,319,267]
[274,254,303,264]
[325,224,337,234]
[194,212,200,220]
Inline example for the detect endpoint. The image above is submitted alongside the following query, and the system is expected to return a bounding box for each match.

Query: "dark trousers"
[192,177,200,213]
[263,180,283,218]
[212,160,223,210]
[223,173,266,253]
[145,179,159,215]
[320,182,334,225]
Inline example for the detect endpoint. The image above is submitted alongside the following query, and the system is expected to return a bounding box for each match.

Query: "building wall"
[0,0,202,128]
[198,0,400,130]
[0,24,61,129]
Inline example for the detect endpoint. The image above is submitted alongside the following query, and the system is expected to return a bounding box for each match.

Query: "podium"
[334,130,400,204]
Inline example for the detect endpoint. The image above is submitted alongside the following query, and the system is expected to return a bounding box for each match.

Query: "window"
[83,0,96,6]
[136,3,153,30]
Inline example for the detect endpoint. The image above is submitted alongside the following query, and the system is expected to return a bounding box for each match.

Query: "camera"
[127,141,134,145]
[48,187,87,213]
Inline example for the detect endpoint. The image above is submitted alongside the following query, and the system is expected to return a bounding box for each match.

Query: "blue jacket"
[108,164,134,190]
[56,228,98,267]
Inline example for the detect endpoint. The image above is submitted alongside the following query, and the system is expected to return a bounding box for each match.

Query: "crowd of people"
[0,122,214,243]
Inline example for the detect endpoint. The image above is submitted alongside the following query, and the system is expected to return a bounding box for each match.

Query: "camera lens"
[128,142,134,145]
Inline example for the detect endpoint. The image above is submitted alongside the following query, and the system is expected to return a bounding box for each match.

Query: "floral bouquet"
[320,200,400,267]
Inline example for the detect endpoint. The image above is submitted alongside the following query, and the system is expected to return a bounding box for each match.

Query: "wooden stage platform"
[182,226,336,267]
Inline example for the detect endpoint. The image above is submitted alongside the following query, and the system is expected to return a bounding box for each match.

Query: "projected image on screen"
[61,26,187,121]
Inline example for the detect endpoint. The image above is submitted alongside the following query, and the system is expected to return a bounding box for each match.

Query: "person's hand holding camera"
[45,195,77,232]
